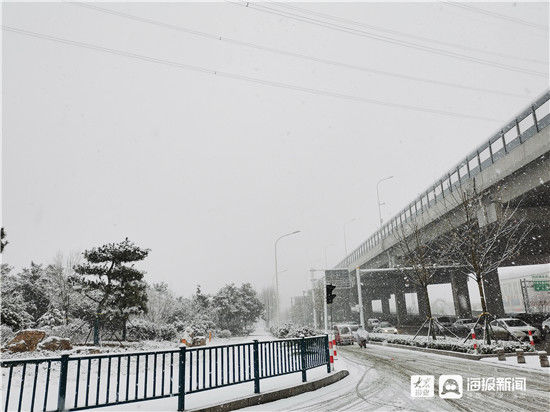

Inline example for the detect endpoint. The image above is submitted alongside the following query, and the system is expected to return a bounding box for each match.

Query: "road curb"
[187,370,349,412]
[364,341,538,360]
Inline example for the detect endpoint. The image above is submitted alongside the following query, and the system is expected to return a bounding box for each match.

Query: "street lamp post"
[376,176,394,227]
[274,230,300,324]
[309,269,318,329]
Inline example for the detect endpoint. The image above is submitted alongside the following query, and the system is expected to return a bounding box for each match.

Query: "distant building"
[500,269,550,313]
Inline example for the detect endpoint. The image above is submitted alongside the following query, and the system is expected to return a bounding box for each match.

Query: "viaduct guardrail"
[337,91,550,269]
[1,335,330,411]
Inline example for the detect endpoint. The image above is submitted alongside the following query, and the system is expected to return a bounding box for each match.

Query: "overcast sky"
[2,1,549,308]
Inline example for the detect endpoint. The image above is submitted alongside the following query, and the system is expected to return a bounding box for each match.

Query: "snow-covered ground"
[481,354,550,373]
[1,328,275,361]
[96,364,330,411]
[1,329,332,411]
[242,343,550,411]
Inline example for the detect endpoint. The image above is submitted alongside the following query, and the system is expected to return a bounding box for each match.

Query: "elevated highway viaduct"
[334,92,550,323]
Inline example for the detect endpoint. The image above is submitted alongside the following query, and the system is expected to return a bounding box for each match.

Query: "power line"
[230,1,547,78]
[3,25,502,122]
[70,2,526,99]
[270,1,548,66]
[443,1,549,31]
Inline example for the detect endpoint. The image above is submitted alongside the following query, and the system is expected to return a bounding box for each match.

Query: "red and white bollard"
[528,330,535,346]
[471,329,478,353]
[332,336,338,360]
[328,335,335,371]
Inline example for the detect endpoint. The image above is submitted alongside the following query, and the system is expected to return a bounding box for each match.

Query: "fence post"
[253,340,260,394]
[300,337,307,382]
[57,354,69,411]
[178,346,187,411]
[325,335,331,373]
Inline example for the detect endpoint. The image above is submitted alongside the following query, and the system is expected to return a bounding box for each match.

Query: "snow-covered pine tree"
[71,238,150,345]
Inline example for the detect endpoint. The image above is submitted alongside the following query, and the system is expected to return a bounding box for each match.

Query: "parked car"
[508,312,549,332]
[367,318,380,330]
[435,316,456,329]
[542,317,550,335]
[333,324,355,345]
[452,318,481,332]
[489,318,542,342]
[373,321,398,334]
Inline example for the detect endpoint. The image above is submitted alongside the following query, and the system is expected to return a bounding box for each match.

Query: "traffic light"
[326,284,336,304]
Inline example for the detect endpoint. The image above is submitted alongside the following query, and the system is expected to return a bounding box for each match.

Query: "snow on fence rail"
[1,335,330,412]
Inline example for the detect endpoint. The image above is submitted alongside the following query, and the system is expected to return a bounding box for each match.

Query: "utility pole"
[323,273,328,332]
[274,230,300,324]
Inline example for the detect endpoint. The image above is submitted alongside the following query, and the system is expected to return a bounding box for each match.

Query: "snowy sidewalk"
[480,354,550,374]
[96,366,333,411]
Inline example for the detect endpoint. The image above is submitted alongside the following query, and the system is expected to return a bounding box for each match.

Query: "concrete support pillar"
[451,273,472,318]
[364,299,373,320]
[381,295,390,315]
[416,287,429,319]
[483,269,505,318]
[395,291,407,325]
[394,277,408,325]
[361,286,373,319]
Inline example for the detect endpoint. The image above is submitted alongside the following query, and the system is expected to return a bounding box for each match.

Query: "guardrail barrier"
[1,335,330,411]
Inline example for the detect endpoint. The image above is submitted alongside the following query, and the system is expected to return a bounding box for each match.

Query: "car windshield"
[379,322,392,327]
[350,325,360,331]
[340,327,350,334]
[504,319,528,327]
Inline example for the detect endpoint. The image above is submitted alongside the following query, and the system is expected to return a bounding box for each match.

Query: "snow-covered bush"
[172,320,187,333]
[156,324,178,341]
[217,329,232,339]
[127,319,159,341]
[42,321,88,343]
[0,324,15,345]
[37,308,65,327]
[184,319,216,338]
[367,332,533,354]
[127,319,178,341]
[271,323,317,339]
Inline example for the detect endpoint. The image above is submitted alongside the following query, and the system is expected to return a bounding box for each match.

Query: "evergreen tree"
[71,238,150,344]
[18,263,53,324]
[0,227,7,253]
[1,264,32,329]
[213,283,263,335]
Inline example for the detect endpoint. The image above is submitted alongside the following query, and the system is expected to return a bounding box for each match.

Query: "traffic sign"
[325,269,351,288]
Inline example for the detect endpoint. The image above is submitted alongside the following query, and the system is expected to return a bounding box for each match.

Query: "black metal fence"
[1,335,330,411]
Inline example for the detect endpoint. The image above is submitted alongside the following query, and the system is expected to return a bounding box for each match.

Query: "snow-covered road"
[243,344,550,411]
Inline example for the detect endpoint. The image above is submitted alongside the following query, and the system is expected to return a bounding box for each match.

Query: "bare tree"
[395,218,447,340]
[528,291,550,313]
[259,286,277,327]
[441,186,532,344]
[49,251,81,325]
